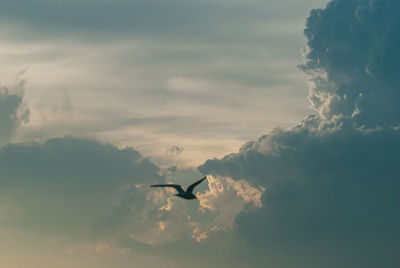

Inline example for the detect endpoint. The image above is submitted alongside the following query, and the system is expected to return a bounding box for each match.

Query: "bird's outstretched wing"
[151,184,185,194]
[186,176,207,194]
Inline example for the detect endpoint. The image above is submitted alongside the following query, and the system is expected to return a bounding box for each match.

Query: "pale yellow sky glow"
[3,38,312,166]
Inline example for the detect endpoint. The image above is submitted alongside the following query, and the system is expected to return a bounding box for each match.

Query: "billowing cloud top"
[300,0,400,128]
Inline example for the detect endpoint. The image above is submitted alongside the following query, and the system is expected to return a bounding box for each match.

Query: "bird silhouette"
[151,176,207,200]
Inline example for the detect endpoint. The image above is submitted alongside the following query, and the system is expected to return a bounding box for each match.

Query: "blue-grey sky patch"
[0,0,326,40]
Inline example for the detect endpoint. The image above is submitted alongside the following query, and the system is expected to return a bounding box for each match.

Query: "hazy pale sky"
[1,0,327,166]
[2,0,400,267]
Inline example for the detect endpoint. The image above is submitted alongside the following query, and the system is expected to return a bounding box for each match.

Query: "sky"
[1,0,400,267]
[0,0,328,166]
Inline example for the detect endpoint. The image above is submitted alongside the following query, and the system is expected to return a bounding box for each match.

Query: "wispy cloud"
[0,0,325,165]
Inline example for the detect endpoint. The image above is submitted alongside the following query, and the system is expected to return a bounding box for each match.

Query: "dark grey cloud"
[0,80,29,145]
[0,136,162,237]
[199,0,400,267]
[200,124,400,267]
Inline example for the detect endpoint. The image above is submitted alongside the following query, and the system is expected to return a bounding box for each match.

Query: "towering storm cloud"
[200,0,400,267]
[301,0,400,128]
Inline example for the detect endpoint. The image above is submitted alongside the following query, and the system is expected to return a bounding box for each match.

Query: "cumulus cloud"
[197,175,264,229]
[0,136,163,237]
[300,0,400,128]
[199,0,400,267]
[95,173,264,248]
[0,79,29,145]
[96,183,199,246]
[0,135,264,266]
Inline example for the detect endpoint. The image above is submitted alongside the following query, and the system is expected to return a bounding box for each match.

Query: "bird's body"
[151,176,207,200]
[174,192,197,200]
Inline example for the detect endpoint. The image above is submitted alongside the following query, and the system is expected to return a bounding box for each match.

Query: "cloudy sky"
[1,0,400,267]
[1,0,329,166]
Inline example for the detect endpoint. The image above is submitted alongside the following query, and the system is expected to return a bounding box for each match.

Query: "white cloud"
[197,175,264,230]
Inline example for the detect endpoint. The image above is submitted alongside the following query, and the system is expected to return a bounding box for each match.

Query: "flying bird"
[151,176,207,200]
